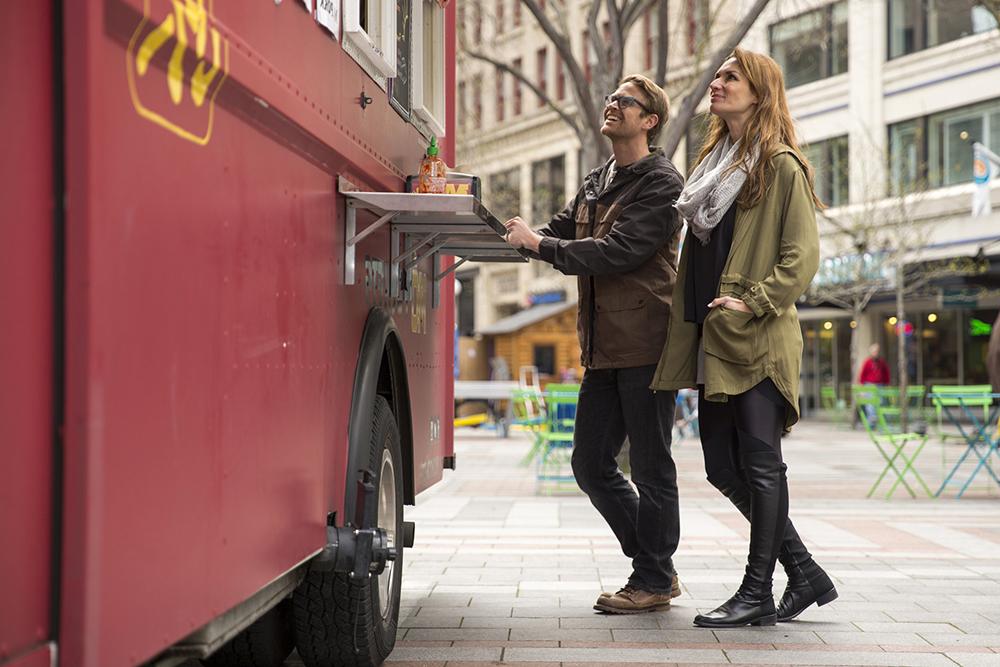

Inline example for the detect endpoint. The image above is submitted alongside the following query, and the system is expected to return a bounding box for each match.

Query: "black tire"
[293,395,404,667]
[204,599,295,667]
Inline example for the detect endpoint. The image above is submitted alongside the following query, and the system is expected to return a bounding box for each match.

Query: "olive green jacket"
[650,146,820,428]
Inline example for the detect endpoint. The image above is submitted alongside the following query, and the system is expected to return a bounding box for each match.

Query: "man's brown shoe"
[599,575,681,600]
[593,585,674,614]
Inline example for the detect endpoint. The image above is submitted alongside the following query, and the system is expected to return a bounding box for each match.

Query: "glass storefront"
[800,318,854,413]
[879,306,997,387]
[965,309,997,384]
[799,302,997,416]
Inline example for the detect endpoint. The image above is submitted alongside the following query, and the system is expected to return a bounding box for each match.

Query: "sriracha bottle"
[416,137,448,194]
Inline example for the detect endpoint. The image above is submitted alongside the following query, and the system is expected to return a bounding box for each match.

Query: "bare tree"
[461,0,773,171]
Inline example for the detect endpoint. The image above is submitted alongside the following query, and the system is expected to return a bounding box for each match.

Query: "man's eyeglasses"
[604,93,653,115]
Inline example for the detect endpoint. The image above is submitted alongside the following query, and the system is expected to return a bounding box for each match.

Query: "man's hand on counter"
[503,216,542,252]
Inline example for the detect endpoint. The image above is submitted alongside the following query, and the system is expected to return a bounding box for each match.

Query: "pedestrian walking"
[504,74,684,614]
[651,48,837,628]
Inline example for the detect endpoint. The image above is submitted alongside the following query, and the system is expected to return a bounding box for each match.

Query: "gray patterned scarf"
[675,137,758,245]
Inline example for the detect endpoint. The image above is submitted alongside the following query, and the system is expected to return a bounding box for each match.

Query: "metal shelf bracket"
[338,176,528,307]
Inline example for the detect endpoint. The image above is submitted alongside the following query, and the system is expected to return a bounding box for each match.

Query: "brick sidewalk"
[380,420,1000,667]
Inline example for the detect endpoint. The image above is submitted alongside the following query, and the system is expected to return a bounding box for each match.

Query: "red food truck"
[1,2,519,666]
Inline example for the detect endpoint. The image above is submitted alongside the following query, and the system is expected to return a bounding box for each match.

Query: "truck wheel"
[204,598,295,667]
[293,395,404,667]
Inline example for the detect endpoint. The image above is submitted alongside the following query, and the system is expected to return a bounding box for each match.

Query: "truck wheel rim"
[377,446,397,620]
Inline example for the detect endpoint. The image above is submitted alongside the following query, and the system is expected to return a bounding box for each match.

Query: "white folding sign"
[317,0,340,39]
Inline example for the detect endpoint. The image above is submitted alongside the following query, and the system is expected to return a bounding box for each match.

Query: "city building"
[455,0,1000,403]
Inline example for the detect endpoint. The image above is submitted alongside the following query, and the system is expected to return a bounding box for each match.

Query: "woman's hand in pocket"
[707,296,752,314]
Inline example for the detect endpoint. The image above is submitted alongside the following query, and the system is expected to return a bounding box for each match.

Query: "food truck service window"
[344,0,398,79]
[412,0,446,136]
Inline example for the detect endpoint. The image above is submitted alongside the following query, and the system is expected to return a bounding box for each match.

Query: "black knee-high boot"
[704,468,837,621]
[695,450,787,627]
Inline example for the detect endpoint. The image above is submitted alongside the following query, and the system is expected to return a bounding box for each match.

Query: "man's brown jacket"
[534,149,684,369]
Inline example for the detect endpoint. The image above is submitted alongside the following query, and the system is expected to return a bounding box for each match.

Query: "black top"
[684,201,737,325]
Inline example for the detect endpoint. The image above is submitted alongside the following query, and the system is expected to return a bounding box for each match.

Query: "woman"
[651,48,836,628]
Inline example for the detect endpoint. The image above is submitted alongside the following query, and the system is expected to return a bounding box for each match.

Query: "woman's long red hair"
[697,47,824,209]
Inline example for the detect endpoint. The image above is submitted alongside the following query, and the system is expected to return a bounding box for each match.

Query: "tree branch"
[463,48,583,136]
[621,0,656,33]
[605,0,625,89]
[520,0,606,151]
[661,0,773,158]
[586,0,605,94]
[654,0,669,88]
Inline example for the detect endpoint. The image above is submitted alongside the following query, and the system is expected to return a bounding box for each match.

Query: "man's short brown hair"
[619,74,670,145]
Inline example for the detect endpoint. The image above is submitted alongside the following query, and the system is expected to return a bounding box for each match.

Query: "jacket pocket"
[593,295,647,363]
[703,307,758,365]
[596,294,646,313]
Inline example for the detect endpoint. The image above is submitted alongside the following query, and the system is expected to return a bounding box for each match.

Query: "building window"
[413,0,445,135]
[686,0,710,55]
[889,117,925,194]
[888,0,998,59]
[889,97,1000,193]
[643,7,664,69]
[533,345,556,376]
[473,75,483,129]
[556,59,566,100]
[495,68,505,122]
[495,0,504,35]
[582,29,593,84]
[769,1,848,88]
[513,0,521,27]
[802,135,849,207]
[512,57,523,116]
[344,0,397,79]
[928,98,1000,187]
[531,155,566,224]
[488,168,520,221]
[536,47,548,105]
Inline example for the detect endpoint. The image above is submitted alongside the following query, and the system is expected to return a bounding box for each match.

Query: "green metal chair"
[856,393,932,499]
[930,385,994,437]
[535,384,580,493]
[820,385,848,426]
[512,388,547,466]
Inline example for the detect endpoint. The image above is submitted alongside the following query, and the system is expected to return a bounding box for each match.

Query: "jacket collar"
[584,148,667,192]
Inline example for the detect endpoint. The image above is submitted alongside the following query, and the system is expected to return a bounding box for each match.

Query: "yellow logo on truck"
[126,0,230,145]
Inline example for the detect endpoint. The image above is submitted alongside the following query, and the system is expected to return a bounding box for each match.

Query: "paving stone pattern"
[288,420,1000,667]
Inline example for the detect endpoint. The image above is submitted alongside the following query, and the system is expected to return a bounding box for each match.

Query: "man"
[858,342,890,425]
[859,343,890,386]
[504,75,684,614]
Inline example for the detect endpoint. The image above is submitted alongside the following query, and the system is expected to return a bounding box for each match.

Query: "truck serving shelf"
[340,177,528,307]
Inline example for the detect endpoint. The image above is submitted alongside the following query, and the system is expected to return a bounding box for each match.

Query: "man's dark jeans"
[570,364,680,593]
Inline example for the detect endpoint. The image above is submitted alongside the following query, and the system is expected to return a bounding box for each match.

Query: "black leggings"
[699,378,812,591]
[700,378,785,470]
